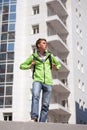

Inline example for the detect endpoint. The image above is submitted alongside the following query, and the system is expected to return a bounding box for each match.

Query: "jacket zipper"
[43,62,45,84]
[43,56,50,84]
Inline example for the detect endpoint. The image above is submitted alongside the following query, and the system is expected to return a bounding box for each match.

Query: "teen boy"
[20,38,61,122]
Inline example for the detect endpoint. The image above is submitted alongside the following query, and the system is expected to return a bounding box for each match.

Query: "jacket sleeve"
[20,55,33,70]
[51,54,61,70]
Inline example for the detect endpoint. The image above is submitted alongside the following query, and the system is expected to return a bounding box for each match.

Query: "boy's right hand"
[30,61,36,69]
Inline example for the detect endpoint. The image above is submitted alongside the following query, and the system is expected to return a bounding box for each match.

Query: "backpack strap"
[32,54,38,79]
[48,54,52,69]
[32,54,42,79]
[45,54,52,70]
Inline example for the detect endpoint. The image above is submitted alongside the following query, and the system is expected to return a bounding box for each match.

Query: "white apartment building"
[0,0,87,124]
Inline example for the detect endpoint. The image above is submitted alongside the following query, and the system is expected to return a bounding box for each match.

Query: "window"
[0,74,5,82]
[77,42,80,51]
[62,58,67,65]
[3,5,9,13]
[9,13,16,21]
[10,0,16,2]
[76,25,79,33]
[79,99,81,109]
[2,14,8,21]
[0,86,4,96]
[0,0,2,4]
[5,97,12,106]
[32,45,37,53]
[7,43,14,51]
[7,52,14,60]
[0,5,2,14]
[61,100,66,107]
[6,86,12,95]
[83,102,85,111]
[32,25,39,34]
[10,4,16,12]
[0,64,6,73]
[9,24,15,31]
[6,74,13,82]
[79,13,81,20]
[32,5,39,15]
[61,79,68,86]
[7,64,13,72]
[81,64,84,73]
[1,33,7,41]
[78,79,81,89]
[79,99,85,111]
[82,82,85,92]
[77,60,80,70]
[77,42,83,55]
[4,0,9,3]
[0,44,7,52]
[3,113,12,121]
[0,97,4,106]
[0,53,6,60]
[8,32,15,39]
[79,29,82,37]
[80,46,83,55]
[2,24,8,32]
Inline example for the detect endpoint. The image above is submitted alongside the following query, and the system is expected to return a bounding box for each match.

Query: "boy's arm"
[20,55,34,70]
[51,54,61,70]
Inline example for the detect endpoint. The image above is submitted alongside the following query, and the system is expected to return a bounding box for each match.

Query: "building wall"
[0,0,87,124]
[67,0,87,124]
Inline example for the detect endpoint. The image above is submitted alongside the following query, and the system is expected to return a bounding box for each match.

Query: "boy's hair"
[36,38,46,48]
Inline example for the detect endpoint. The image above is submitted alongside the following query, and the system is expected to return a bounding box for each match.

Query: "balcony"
[48,78,71,123]
[49,103,70,115]
[47,35,69,55]
[53,79,70,94]
[60,60,69,73]
[53,56,69,74]
[46,15,68,35]
[49,103,71,123]
[46,0,68,17]
[51,58,69,84]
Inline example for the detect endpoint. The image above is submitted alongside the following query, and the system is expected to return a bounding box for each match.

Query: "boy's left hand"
[52,63,57,70]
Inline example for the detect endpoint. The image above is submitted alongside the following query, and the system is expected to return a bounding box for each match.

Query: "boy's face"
[38,40,47,51]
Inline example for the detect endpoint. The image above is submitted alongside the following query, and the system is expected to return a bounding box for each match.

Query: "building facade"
[0,0,87,124]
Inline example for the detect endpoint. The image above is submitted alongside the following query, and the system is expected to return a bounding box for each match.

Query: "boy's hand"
[30,61,36,69]
[52,63,57,70]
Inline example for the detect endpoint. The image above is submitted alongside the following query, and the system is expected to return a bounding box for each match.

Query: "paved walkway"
[0,121,87,130]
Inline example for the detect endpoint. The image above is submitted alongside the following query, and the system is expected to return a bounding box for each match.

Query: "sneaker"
[30,118,38,122]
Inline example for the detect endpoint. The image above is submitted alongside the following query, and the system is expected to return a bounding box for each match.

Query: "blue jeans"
[31,81,52,122]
